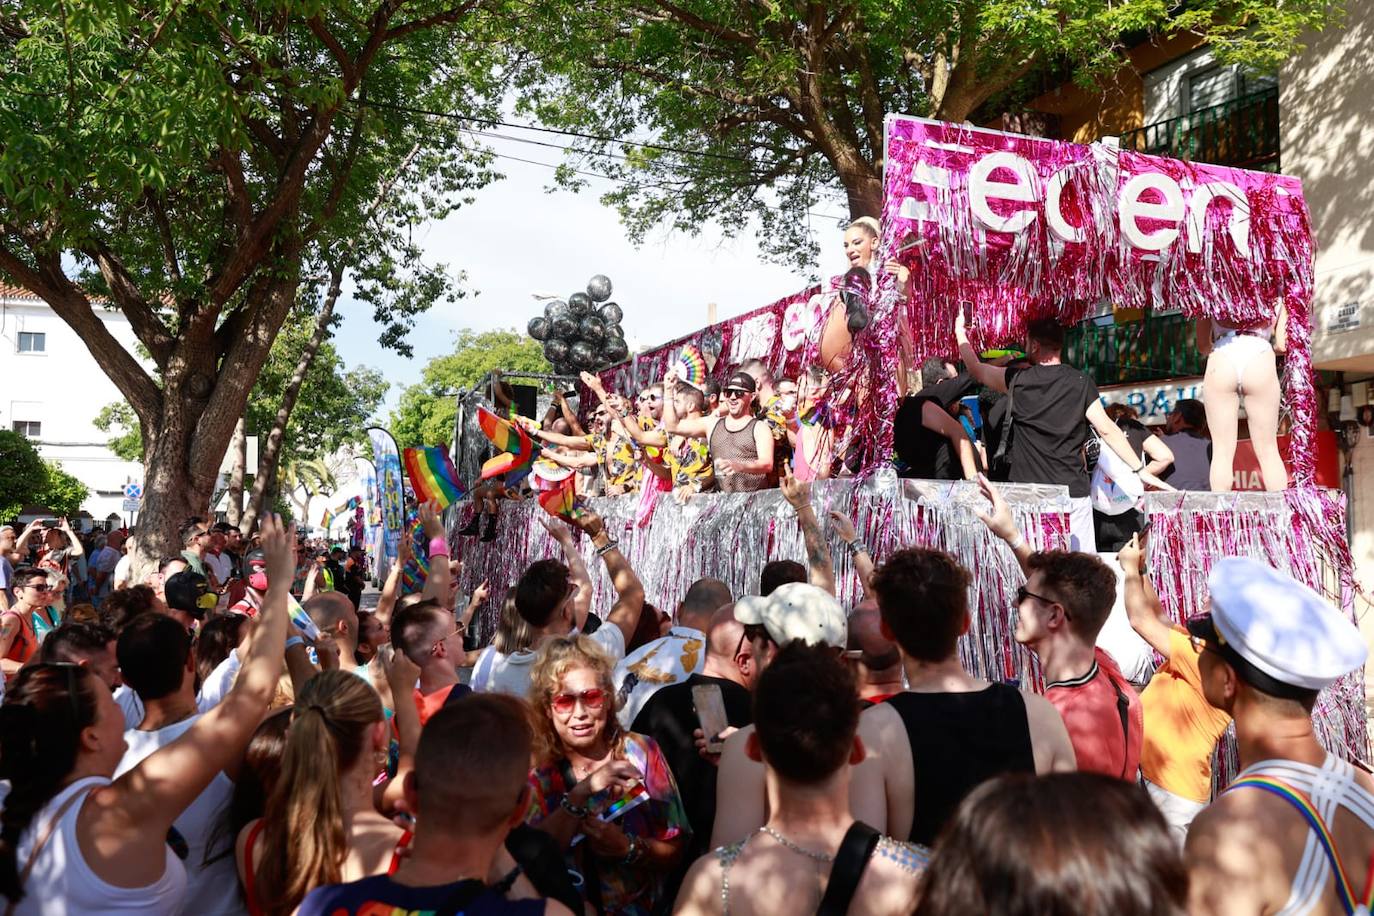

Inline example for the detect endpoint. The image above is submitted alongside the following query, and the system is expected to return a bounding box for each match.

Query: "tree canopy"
[513,0,1340,266]
[0,431,48,521]
[37,461,90,519]
[0,0,504,556]
[391,328,549,447]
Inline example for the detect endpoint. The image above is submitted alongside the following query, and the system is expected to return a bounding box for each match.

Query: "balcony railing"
[1064,312,1206,387]
[1120,87,1279,172]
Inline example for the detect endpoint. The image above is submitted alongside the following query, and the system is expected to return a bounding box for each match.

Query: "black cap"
[164,570,209,618]
[724,371,757,394]
[244,549,267,568]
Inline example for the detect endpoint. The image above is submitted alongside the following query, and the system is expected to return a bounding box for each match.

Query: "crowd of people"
[0,461,1364,915]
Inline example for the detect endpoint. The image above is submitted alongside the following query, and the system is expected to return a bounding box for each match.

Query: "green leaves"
[37,461,91,519]
[0,431,49,522]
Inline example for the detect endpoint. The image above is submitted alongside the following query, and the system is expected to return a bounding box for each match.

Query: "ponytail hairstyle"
[0,664,102,904]
[252,670,383,916]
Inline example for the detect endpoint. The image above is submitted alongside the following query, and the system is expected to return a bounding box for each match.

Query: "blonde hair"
[527,636,623,765]
[847,216,880,239]
[253,670,383,916]
[493,594,535,655]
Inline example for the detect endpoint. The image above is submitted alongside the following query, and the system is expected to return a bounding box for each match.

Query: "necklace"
[759,826,833,863]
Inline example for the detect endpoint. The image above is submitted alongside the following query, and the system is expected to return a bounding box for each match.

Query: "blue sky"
[330,138,851,415]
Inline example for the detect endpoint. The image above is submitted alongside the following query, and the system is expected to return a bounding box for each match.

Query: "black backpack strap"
[442,683,473,710]
[816,822,882,916]
[434,878,489,916]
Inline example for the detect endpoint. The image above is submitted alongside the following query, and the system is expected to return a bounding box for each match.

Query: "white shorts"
[1145,779,1208,846]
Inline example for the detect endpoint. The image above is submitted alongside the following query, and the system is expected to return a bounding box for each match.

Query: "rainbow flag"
[288,596,322,642]
[401,515,429,595]
[537,476,585,522]
[320,507,336,529]
[403,446,466,509]
[476,407,539,481]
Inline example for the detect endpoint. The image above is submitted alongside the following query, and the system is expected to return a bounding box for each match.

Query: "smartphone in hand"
[692,683,730,754]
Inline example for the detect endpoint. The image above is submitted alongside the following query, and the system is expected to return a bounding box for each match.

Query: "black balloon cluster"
[528,274,628,375]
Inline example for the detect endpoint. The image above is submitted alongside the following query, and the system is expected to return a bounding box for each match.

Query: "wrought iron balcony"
[1120,87,1279,172]
[1065,311,1206,387]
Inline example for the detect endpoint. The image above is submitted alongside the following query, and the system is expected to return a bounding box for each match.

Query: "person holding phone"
[524,636,689,915]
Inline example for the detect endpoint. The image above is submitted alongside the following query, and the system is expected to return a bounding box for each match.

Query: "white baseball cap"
[734,583,847,649]
[1187,557,1366,694]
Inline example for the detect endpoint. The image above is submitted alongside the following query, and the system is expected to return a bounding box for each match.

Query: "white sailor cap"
[1186,557,1366,695]
[734,583,847,649]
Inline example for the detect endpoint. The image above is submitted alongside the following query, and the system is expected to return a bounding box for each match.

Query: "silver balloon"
[599,301,623,324]
[543,338,570,363]
[527,316,550,341]
[551,316,578,340]
[544,299,570,320]
[580,315,606,342]
[569,340,597,368]
[605,337,629,362]
[606,322,625,340]
[587,274,613,302]
[568,292,591,315]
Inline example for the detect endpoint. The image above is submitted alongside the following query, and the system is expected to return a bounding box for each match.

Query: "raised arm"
[12,521,40,559]
[459,580,489,632]
[829,511,875,600]
[780,463,835,595]
[60,519,84,559]
[571,509,643,647]
[542,448,601,470]
[554,391,586,437]
[373,531,412,628]
[528,423,594,452]
[661,368,710,439]
[582,372,666,449]
[378,645,423,816]
[106,514,292,833]
[416,500,452,606]
[954,307,1008,393]
[1117,532,1173,657]
[974,474,1032,576]
[543,517,593,630]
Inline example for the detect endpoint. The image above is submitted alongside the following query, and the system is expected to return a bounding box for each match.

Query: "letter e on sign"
[1120,172,1185,251]
[969,152,1039,234]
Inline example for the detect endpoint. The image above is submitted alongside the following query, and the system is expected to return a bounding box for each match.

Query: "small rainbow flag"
[400,516,429,595]
[476,407,539,481]
[403,446,466,509]
[320,507,336,529]
[288,596,322,642]
[537,476,585,522]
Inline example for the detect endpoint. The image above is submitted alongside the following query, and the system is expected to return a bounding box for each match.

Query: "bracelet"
[1135,460,1147,474]
[284,636,304,652]
[794,502,813,514]
[847,540,869,556]
[428,537,449,557]
[561,795,589,819]
[596,539,620,557]
[1005,532,1025,552]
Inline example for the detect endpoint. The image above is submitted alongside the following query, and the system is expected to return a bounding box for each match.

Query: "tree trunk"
[240,263,345,535]
[225,417,247,526]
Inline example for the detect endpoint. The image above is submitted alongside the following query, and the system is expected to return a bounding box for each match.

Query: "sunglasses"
[431,620,466,651]
[638,394,661,402]
[1015,585,1071,619]
[24,582,51,592]
[724,389,749,399]
[551,688,607,716]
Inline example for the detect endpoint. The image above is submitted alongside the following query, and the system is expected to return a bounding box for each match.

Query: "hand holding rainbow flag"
[476,406,540,481]
[403,446,467,509]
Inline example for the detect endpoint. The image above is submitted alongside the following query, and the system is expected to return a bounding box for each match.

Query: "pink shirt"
[1045,648,1143,780]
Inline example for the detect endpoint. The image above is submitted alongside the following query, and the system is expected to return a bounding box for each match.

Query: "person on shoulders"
[677,642,928,916]
[1186,558,1372,915]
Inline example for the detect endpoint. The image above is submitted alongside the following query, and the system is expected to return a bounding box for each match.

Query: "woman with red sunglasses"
[525,637,688,915]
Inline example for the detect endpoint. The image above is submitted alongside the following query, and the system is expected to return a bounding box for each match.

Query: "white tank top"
[10,776,187,915]
[1236,756,1374,915]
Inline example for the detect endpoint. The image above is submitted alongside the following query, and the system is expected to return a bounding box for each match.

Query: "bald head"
[847,601,900,673]
[678,578,733,632]
[305,591,359,646]
[706,602,745,660]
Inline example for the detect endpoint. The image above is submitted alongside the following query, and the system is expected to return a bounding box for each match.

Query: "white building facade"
[0,283,144,527]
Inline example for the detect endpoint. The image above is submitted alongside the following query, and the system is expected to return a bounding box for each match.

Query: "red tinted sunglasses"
[551,688,607,715]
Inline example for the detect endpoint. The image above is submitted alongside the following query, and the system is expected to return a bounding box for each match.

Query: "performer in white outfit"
[1197,301,1288,492]
[1185,556,1371,916]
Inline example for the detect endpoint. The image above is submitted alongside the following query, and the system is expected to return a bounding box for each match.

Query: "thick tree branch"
[142,189,183,286]
[634,1,756,45]
[383,1,479,42]
[83,240,176,367]
[0,240,161,420]
[308,15,358,84]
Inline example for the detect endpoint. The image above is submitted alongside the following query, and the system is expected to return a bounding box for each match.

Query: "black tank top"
[885,683,1037,845]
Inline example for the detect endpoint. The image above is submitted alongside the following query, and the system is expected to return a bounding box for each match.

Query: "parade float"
[430,114,1365,768]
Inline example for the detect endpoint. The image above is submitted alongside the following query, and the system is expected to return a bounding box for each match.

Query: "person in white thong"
[1184,558,1371,916]
[1197,301,1288,492]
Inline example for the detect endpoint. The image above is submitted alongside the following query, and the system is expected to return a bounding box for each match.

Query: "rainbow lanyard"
[1227,776,1374,915]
